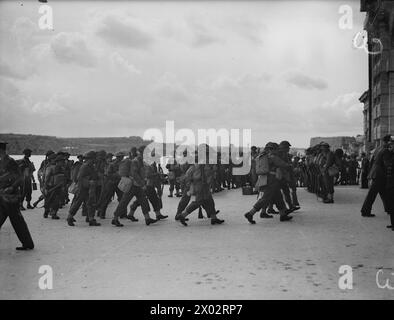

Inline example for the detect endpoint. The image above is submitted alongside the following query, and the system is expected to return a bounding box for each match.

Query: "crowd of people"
[1,134,393,250]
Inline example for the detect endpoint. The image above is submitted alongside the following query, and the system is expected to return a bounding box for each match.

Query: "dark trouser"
[69,187,96,220]
[21,179,32,203]
[177,193,191,215]
[322,173,334,196]
[169,180,180,194]
[44,188,62,215]
[0,199,34,248]
[113,186,149,219]
[97,179,122,217]
[361,179,387,215]
[130,185,160,212]
[386,187,394,226]
[183,196,217,218]
[279,181,292,209]
[361,172,369,189]
[253,177,286,212]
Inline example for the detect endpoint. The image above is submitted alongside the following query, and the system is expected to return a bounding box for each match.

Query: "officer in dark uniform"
[361,134,391,217]
[0,141,34,250]
[18,148,36,210]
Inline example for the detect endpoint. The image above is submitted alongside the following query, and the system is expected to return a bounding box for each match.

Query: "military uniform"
[244,143,293,224]
[17,149,36,210]
[67,151,101,226]
[96,152,124,219]
[111,151,156,227]
[0,142,34,250]
[178,163,224,226]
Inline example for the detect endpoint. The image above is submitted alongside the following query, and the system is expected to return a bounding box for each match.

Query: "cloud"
[94,13,154,49]
[285,71,328,90]
[307,92,363,133]
[32,93,69,116]
[228,16,267,45]
[50,32,97,68]
[110,52,141,75]
[0,59,28,80]
[187,18,223,48]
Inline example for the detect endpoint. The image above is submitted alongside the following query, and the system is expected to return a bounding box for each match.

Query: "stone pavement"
[0,186,393,299]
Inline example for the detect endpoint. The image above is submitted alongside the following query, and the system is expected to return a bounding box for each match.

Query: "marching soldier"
[33,150,55,208]
[111,148,157,227]
[166,159,181,197]
[244,142,293,224]
[96,151,124,219]
[177,145,224,226]
[127,147,168,222]
[43,154,65,219]
[0,141,34,250]
[67,151,101,227]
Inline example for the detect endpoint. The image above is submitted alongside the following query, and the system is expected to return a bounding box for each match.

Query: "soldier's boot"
[198,206,204,219]
[51,209,60,220]
[244,208,257,224]
[20,204,26,211]
[89,218,101,226]
[210,212,224,225]
[27,202,34,209]
[43,208,49,218]
[66,215,75,226]
[280,209,293,222]
[323,193,334,204]
[178,212,189,226]
[168,190,173,198]
[175,190,181,197]
[111,218,124,227]
[144,213,157,226]
[155,211,168,220]
[126,209,138,222]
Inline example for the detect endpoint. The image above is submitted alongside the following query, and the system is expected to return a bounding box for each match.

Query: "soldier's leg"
[175,181,181,197]
[280,183,293,209]
[136,187,157,225]
[361,180,379,215]
[98,181,116,218]
[1,201,34,249]
[146,186,167,220]
[176,192,191,220]
[113,186,134,219]
[68,188,88,218]
[168,180,175,197]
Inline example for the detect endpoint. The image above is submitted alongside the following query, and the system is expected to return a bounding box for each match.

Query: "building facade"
[360,0,394,150]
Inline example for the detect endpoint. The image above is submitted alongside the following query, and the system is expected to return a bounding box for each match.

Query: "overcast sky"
[0,0,368,148]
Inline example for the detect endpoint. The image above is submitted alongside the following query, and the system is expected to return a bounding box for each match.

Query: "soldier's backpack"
[255,153,270,175]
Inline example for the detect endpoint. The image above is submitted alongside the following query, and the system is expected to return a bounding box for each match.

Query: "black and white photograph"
[0,0,393,306]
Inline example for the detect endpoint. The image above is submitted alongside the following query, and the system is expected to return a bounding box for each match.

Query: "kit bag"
[118,177,133,193]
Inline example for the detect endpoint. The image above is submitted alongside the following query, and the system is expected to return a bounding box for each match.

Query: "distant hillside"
[0,133,153,155]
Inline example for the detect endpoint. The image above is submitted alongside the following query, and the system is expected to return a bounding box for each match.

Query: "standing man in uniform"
[18,148,36,210]
[0,141,34,250]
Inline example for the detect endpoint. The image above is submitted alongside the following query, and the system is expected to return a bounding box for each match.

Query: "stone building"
[360,0,394,149]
